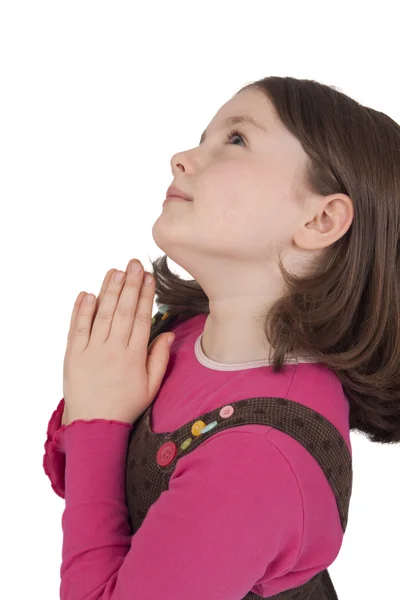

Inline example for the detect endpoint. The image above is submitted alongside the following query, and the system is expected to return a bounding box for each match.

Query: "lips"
[166,184,193,201]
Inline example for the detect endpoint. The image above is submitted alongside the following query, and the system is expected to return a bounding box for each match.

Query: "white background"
[1,1,399,598]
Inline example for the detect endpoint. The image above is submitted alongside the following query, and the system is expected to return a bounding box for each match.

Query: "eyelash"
[223,128,247,147]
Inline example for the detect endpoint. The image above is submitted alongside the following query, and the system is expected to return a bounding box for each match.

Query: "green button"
[180,438,192,450]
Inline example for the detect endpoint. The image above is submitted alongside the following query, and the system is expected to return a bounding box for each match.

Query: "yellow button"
[161,312,170,320]
[191,420,206,436]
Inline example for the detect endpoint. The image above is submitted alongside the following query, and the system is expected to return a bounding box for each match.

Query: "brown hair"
[148,76,400,445]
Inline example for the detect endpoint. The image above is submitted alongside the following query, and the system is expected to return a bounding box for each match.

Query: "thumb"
[146,333,175,400]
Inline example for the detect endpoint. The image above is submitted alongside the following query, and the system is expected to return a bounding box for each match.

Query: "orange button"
[191,420,206,436]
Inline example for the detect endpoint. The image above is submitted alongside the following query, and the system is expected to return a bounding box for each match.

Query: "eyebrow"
[199,115,268,145]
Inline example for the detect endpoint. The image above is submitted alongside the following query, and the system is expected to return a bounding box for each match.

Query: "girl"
[44,76,400,599]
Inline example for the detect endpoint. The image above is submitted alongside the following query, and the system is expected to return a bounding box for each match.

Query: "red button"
[156,441,177,466]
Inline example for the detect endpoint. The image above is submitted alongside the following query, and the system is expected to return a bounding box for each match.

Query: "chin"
[152,218,179,254]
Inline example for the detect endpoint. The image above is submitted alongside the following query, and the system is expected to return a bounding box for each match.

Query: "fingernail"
[113,271,125,282]
[130,261,142,274]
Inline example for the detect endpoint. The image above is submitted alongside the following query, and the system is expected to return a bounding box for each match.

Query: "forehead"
[208,88,277,131]
[211,88,309,196]
[199,88,279,145]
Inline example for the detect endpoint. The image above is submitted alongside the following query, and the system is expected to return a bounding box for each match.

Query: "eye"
[223,128,247,147]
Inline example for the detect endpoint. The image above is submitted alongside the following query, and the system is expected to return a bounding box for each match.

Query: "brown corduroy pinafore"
[125,310,352,599]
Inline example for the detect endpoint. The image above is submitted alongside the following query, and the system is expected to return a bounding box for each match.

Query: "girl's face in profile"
[153,87,309,273]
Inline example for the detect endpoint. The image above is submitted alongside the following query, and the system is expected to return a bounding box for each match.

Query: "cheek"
[194,195,269,256]
[194,163,292,251]
[200,164,253,209]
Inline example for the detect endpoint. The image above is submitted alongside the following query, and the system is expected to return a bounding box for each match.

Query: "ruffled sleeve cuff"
[43,398,67,499]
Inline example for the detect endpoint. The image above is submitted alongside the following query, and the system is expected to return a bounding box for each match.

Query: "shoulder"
[171,427,305,538]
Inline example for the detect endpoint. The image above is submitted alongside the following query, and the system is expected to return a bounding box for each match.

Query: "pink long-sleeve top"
[43,313,352,599]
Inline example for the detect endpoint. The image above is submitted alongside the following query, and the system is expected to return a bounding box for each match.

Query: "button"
[156,441,177,466]
[219,405,234,419]
[151,317,156,325]
[200,421,218,434]
[158,304,169,314]
[180,438,192,451]
[191,420,206,436]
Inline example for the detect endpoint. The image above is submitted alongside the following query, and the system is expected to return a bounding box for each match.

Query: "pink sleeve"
[53,422,305,599]
[43,398,67,499]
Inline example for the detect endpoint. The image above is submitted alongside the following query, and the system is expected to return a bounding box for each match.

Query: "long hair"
[148,76,400,445]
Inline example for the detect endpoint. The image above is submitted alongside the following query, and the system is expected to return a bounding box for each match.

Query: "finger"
[66,292,87,348]
[93,268,117,320]
[68,292,97,353]
[107,261,147,346]
[127,271,155,353]
[147,336,157,353]
[68,269,116,336]
[89,268,129,344]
